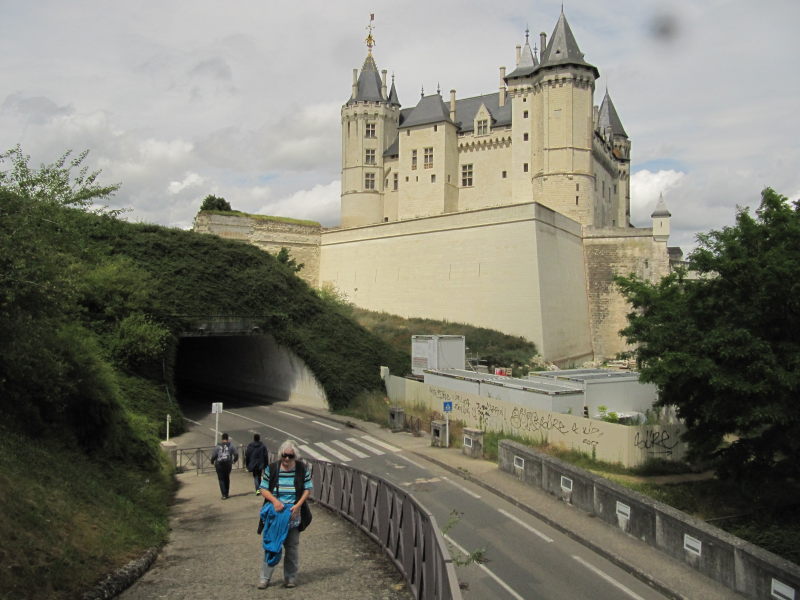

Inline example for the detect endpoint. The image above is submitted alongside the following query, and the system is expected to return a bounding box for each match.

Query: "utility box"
[388,407,405,432]
[412,335,466,376]
[462,428,484,459]
[430,420,447,447]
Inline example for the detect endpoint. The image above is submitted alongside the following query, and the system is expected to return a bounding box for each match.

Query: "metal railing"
[310,459,462,600]
[175,444,247,474]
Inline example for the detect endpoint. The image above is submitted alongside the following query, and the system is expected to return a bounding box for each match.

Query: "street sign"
[211,402,223,414]
[443,401,453,413]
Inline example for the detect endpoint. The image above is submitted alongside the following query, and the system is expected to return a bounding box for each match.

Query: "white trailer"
[411,335,466,376]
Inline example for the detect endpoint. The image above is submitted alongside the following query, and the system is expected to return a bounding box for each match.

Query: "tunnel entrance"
[174,333,327,413]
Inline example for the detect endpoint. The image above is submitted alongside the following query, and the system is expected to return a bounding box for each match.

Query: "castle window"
[365,149,376,165]
[365,123,376,138]
[524,163,529,172]
[576,183,580,191]
[434,125,438,132]
[523,133,529,141]
[431,174,436,183]
[614,184,617,194]
[411,149,417,170]
[393,173,398,190]
[365,173,375,190]
[423,147,433,168]
[523,110,529,118]
[502,171,507,178]
[576,196,579,205]
[477,119,488,136]
[461,164,473,187]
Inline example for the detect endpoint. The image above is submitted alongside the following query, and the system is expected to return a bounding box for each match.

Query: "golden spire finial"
[365,13,375,52]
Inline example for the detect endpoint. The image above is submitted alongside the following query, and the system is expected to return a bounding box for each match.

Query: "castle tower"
[341,19,400,228]
[598,90,631,227]
[651,194,671,242]
[505,28,538,202]
[507,12,599,226]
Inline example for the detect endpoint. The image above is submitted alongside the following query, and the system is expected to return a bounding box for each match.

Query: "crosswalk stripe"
[315,442,351,462]
[331,439,368,458]
[361,434,401,452]
[299,444,333,463]
[346,437,385,455]
[312,420,341,431]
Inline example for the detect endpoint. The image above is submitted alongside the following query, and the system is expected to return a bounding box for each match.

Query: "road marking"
[442,476,481,499]
[346,437,385,455]
[312,420,341,431]
[279,410,304,419]
[361,434,401,452]
[184,418,202,426]
[497,509,554,543]
[445,534,525,600]
[299,444,332,463]
[315,442,351,462]
[331,439,368,458]
[571,555,647,600]
[394,454,417,466]
[223,410,307,444]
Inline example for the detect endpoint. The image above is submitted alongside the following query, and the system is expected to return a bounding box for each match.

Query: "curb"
[81,546,161,600]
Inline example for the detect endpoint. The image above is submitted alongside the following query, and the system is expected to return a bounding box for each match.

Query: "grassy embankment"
[0,192,407,599]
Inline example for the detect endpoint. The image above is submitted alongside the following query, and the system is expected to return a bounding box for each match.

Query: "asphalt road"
[179,397,671,600]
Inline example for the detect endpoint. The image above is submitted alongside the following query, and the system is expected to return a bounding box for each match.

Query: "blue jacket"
[260,502,293,566]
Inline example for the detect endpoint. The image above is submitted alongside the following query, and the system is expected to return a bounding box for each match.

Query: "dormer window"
[477,119,488,136]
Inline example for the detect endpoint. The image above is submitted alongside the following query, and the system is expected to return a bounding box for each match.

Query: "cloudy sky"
[2,0,798,252]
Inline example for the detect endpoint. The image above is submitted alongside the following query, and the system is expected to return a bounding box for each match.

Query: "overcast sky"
[2,0,798,252]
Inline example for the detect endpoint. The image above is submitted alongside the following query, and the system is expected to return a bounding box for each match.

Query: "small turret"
[651,194,671,242]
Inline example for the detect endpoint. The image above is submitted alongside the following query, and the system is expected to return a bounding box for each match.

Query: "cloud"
[168,171,205,194]
[258,180,340,226]
[630,169,685,225]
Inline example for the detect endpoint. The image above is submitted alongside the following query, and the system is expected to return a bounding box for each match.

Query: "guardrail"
[175,445,246,474]
[310,459,461,600]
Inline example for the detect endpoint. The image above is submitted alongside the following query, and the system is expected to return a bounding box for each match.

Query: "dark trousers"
[215,462,232,497]
[251,468,263,491]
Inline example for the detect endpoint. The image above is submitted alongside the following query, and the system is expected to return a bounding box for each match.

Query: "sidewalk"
[304,407,736,600]
[117,435,411,599]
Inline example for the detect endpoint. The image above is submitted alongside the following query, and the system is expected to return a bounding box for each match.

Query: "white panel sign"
[463,435,473,448]
[616,501,631,520]
[513,456,525,469]
[771,578,796,600]
[683,534,702,556]
[211,402,223,414]
[560,475,573,492]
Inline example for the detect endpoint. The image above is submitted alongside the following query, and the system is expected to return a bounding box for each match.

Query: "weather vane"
[366,13,375,51]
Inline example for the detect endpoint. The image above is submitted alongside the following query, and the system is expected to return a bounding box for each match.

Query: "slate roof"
[347,53,385,104]
[388,80,400,106]
[651,194,671,218]
[599,90,628,138]
[398,94,453,129]
[454,93,512,133]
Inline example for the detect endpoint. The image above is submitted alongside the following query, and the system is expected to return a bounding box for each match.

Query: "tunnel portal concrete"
[175,333,327,409]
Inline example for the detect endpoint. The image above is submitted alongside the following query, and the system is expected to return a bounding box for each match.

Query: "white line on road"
[360,434,401,452]
[442,476,481,499]
[279,410,304,419]
[394,454,417,466]
[299,444,332,463]
[445,534,526,600]
[497,509,553,542]
[222,410,308,444]
[331,439,368,458]
[312,420,341,431]
[315,442,352,462]
[346,437,385,455]
[571,555,647,600]
[184,418,202,426]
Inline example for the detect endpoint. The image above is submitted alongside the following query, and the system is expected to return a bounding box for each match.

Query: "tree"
[200,194,232,212]
[275,247,304,272]
[616,188,800,486]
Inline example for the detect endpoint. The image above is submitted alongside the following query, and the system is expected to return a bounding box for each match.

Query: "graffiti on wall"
[633,428,681,456]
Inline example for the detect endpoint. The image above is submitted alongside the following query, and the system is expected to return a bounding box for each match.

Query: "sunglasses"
[281,453,295,459]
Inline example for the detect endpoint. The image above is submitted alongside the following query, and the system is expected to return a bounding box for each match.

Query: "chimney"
[499,67,506,107]
[352,68,358,98]
[540,32,547,60]
[450,89,457,122]
[515,44,521,65]
[381,69,388,99]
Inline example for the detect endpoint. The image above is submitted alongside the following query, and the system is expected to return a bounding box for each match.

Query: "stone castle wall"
[193,212,321,286]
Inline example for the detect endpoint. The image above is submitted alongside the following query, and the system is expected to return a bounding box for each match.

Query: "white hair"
[278,439,300,459]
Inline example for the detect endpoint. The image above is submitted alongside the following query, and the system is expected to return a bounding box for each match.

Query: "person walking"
[210,433,238,499]
[257,439,312,589]
[245,433,268,494]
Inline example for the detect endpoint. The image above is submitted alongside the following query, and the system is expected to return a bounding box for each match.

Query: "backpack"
[217,443,231,463]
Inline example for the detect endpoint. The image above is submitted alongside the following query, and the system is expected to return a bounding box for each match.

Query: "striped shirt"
[260,463,312,504]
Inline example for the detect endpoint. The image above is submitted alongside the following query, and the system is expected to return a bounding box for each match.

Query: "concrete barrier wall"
[498,440,800,600]
[386,374,685,467]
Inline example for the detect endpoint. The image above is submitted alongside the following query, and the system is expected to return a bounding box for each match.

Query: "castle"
[195,11,674,364]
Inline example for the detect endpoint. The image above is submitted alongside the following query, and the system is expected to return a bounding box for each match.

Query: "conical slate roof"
[651,194,671,218]
[347,53,385,104]
[388,78,400,106]
[506,38,538,79]
[398,94,452,129]
[598,90,628,138]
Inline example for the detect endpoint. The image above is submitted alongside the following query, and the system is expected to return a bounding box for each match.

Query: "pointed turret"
[651,194,671,242]
[537,11,599,77]
[347,53,386,104]
[506,28,539,79]
[388,75,400,106]
[598,90,628,139]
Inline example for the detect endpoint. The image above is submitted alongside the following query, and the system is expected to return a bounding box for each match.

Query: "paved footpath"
[118,406,735,600]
